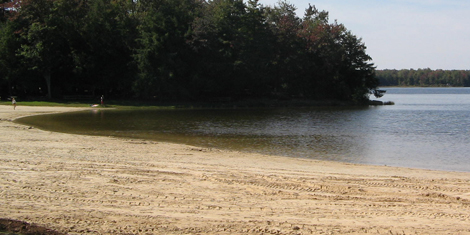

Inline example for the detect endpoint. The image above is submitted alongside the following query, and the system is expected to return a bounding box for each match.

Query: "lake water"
[17,88,470,172]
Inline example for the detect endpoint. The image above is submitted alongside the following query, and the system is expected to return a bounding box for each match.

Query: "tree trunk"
[44,73,51,99]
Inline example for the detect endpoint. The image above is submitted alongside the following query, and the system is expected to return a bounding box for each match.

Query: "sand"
[1,105,470,234]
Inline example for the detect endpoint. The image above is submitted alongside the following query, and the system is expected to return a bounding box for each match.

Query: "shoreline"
[1,105,470,234]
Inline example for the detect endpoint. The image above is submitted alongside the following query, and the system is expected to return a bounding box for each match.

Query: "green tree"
[72,0,138,97]
[15,0,74,99]
[133,0,199,100]
[190,0,276,99]
[336,30,377,102]
[1,0,382,102]
[263,0,303,98]
[231,0,276,98]
[191,0,244,99]
[296,4,377,102]
[0,19,17,96]
[0,1,38,98]
[10,0,137,99]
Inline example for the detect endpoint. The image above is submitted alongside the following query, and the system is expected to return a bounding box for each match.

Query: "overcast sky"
[258,0,470,70]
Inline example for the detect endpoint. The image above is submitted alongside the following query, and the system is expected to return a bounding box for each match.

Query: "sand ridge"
[1,105,470,234]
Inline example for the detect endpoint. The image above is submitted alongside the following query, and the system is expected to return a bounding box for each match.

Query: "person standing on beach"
[101,95,104,107]
[12,98,16,110]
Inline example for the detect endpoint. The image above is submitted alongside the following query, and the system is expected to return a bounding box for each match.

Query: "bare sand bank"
[1,105,470,234]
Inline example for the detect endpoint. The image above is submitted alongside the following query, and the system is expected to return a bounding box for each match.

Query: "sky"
[258,0,470,70]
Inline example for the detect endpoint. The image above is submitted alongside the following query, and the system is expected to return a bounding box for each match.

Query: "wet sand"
[1,105,470,234]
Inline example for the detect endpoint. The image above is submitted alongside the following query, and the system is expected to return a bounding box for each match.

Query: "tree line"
[1,0,378,103]
[376,69,470,87]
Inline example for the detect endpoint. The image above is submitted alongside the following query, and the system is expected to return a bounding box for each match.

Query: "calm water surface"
[17,88,470,172]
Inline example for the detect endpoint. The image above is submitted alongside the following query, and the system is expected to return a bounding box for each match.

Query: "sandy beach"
[1,105,470,234]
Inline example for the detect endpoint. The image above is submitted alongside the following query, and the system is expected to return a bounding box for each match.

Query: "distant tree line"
[376,69,470,87]
[0,0,378,103]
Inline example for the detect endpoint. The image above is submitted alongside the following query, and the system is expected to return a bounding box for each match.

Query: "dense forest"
[376,69,470,87]
[0,0,379,103]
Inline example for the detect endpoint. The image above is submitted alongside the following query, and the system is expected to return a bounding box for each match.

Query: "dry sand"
[1,105,470,234]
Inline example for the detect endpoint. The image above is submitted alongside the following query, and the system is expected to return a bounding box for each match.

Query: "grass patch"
[0,98,374,109]
[0,100,181,109]
[0,100,91,107]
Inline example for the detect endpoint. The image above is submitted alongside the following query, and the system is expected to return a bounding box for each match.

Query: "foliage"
[0,0,378,103]
[133,0,199,100]
[71,0,137,98]
[376,69,470,87]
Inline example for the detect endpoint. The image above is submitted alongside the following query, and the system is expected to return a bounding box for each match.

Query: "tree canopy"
[0,0,379,103]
